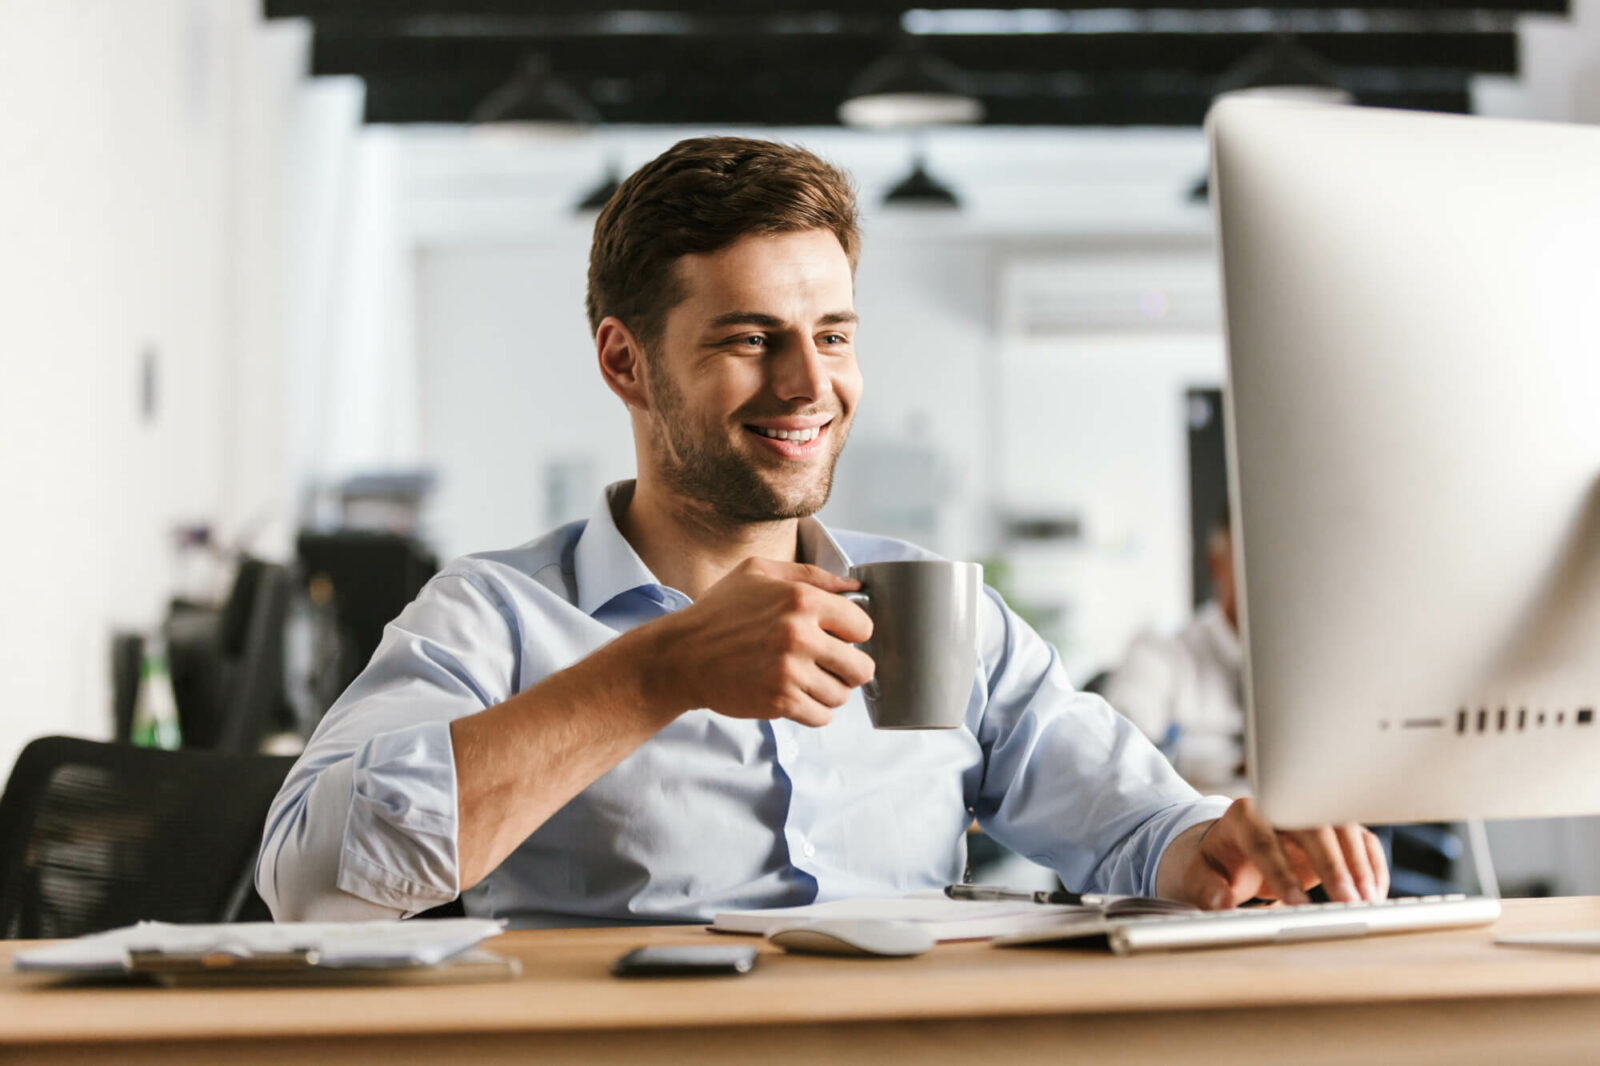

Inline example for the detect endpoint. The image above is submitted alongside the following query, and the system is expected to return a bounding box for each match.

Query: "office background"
[4,0,1600,894]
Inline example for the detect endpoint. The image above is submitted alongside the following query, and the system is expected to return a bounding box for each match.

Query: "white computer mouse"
[768,919,936,958]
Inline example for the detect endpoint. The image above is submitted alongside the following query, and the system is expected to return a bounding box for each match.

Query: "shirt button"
[802,841,817,858]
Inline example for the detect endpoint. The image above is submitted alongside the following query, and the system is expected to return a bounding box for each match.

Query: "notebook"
[711,891,1191,942]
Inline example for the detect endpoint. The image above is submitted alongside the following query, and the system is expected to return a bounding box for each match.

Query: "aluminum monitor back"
[1210,98,1600,826]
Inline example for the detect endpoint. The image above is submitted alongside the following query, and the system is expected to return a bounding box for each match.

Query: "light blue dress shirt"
[257,481,1229,926]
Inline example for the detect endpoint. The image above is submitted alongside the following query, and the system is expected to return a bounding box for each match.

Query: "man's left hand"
[1156,797,1389,909]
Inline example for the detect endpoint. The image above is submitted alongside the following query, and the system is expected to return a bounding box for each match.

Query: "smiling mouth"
[743,418,834,456]
[749,424,824,444]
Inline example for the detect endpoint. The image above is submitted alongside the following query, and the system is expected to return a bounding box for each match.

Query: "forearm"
[451,617,687,890]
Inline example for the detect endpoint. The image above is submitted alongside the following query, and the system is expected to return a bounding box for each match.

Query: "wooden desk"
[5,897,1600,1066]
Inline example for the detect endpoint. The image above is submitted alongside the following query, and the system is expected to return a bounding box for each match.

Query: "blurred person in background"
[1103,504,1245,792]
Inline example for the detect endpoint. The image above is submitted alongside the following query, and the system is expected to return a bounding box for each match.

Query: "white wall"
[997,331,1223,676]
[0,0,309,772]
[831,230,994,561]
[415,231,634,558]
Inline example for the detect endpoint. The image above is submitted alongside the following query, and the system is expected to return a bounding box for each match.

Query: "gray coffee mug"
[842,560,983,730]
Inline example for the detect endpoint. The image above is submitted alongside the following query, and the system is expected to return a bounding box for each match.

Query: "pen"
[944,884,1105,907]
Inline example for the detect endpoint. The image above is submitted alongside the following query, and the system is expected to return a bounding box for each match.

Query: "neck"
[619,477,802,600]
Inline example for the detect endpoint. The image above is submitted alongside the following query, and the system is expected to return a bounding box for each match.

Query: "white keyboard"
[1106,894,1501,956]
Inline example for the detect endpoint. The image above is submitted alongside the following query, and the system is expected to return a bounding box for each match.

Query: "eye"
[820,332,848,346]
[731,334,767,350]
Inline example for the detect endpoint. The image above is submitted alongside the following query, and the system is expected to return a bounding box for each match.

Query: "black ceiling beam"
[271,1,1549,127]
[311,30,1519,80]
[947,31,1515,72]
[268,0,1566,15]
[357,68,1474,125]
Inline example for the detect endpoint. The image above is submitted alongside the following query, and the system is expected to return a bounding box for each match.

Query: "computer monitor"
[1210,99,1600,828]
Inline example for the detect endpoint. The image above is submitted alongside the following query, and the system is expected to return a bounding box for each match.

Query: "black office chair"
[215,558,295,752]
[124,558,296,753]
[1387,823,1464,896]
[0,736,297,939]
[296,531,438,708]
[1079,669,1112,697]
[163,604,227,747]
[109,631,144,744]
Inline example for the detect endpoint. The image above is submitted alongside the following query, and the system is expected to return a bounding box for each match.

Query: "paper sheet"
[1494,928,1600,952]
[13,919,506,974]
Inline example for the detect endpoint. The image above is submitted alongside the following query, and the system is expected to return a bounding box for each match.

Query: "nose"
[771,335,829,405]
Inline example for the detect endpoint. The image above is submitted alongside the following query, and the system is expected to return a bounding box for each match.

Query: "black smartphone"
[611,945,760,977]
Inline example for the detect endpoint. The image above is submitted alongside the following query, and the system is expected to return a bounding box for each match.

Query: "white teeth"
[754,426,820,443]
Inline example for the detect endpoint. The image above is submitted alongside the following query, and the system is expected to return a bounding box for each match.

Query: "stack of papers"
[14,919,506,977]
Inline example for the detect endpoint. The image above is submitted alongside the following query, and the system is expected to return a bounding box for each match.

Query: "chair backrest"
[156,558,294,753]
[109,631,144,743]
[164,605,227,749]
[216,560,294,753]
[296,531,438,688]
[0,737,296,939]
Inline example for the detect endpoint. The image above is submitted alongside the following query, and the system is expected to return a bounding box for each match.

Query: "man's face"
[638,228,861,525]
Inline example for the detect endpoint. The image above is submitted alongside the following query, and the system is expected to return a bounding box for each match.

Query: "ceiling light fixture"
[575,156,623,214]
[1212,33,1355,108]
[472,54,599,130]
[838,37,984,129]
[882,148,961,209]
[1188,34,1352,203]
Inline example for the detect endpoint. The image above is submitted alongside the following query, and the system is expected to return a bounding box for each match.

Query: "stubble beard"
[647,361,846,527]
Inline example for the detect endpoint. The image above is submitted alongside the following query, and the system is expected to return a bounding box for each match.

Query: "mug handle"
[840,590,880,702]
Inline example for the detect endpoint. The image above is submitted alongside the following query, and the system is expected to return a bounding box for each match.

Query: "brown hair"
[586,137,860,349]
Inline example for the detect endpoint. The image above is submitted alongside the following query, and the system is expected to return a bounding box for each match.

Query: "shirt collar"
[574,481,665,615]
[573,479,855,615]
[799,511,854,576]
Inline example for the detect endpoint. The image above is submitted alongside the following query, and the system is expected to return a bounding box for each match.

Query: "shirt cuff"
[1148,793,1234,890]
[336,721,461,914]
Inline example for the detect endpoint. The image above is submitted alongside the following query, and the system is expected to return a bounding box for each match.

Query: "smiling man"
[258,138,1387,925]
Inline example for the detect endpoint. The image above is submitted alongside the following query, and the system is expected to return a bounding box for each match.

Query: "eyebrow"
[705,310,858,330]
[707,311,783,331]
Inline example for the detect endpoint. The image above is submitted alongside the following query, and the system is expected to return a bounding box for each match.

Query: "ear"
[596,316,650,410]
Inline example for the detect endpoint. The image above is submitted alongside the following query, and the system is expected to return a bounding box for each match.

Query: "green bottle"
[131,637,182,750]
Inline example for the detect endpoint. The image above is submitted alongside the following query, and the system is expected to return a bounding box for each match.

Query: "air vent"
[999,251,1220,337]
[1448,705,1596,734]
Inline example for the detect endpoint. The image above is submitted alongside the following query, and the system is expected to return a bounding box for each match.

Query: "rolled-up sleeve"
[257,571,519,921]
[970,587,1230,896]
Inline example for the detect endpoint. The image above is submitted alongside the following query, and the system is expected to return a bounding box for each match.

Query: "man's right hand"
[653,558,876,727]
